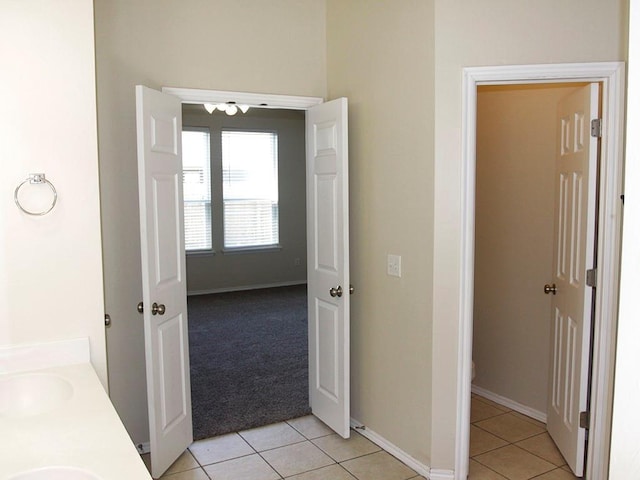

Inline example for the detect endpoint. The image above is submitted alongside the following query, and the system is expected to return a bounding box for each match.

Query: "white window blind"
[182,128,212,251]
[221,130,279,249]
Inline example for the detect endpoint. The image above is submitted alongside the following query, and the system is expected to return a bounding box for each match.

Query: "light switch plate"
[387,254,402,277]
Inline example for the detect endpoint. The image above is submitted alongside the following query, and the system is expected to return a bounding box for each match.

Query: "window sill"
[222,245,282,255]
[186,249,216,258]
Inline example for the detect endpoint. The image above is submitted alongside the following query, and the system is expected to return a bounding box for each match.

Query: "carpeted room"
[188,285,310,440]
[182,104,310,440]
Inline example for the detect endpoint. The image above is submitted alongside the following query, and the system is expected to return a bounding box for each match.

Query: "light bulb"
[238,105,250,114]
[204,103,215,114]
[226,104,238,115]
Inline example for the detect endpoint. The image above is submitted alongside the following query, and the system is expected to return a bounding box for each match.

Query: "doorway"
[136,86,351,477]
[180,103,310,439]
[455,63,625,480]
[470,82,590,479]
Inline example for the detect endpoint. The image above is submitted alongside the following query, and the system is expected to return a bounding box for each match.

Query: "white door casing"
[136,85,193,478]
[306,98,350,438]
[547,83,599,477]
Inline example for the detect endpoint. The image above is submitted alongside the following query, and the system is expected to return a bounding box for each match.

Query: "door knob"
[544,283,558,295]
[151,302,166,315]
[329,286,343,298]
[137,302,144,314]
[349,284,355,295]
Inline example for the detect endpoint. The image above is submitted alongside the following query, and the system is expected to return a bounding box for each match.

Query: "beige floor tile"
[341,451,417,480]
[312,431,381,462]
[560,464,582,478]
[164,450,201,475]
[533,467,581,479]
[141,453,152,473]
[287,414,334,439]
[261,440,335,477]
[161,467,209,480]
[515,432,566,466]
[188,433,254,465]
[287,464,357,480]
[510,411,546,429]
[203,453,279,480]
[474,445,555,480]
[468,459,508,479]
[473,395,512,413]
[471,397,508,423]
[469,425,509,457]
[475,413,545,443]
[239,421,305,451]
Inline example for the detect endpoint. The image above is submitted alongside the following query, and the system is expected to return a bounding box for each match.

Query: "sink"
[0,373,73,417]
[7,467,101,480]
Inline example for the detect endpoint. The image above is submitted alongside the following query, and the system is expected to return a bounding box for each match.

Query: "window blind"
[221,130,279,248]
[182,129,212,251]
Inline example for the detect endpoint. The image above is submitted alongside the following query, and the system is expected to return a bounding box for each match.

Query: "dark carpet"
[187,284,311,440]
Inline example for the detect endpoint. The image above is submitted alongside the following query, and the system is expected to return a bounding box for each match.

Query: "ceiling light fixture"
[203,102,250,116]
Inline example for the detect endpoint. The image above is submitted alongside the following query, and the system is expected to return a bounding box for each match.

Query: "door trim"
[162,87,323,110]
[457,62,625,480]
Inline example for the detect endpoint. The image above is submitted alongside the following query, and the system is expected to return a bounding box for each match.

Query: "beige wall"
[327,0,435,466]
[0,0,106,384]
[94,0,327,444]
[182,107,307,293]
[433,0,627,471]
[474,84,582,415]
[610,0,640,476]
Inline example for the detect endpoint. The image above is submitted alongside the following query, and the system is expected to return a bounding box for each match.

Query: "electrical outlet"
[387,254,402,277]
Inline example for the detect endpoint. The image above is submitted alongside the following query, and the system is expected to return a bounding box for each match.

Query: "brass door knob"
[544,284,558,295]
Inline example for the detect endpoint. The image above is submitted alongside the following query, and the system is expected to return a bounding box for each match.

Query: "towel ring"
[14,173,58,216]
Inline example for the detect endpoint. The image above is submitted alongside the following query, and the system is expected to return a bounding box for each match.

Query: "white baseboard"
[471,384,547,424]
[350,419,454,480]
[187,280,306,296]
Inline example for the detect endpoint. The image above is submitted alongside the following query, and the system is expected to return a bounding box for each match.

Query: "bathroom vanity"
[0,339,151,480]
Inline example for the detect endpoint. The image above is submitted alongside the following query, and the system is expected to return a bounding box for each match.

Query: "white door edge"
[455,62,625,480]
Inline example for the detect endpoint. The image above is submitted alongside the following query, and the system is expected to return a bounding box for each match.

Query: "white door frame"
[457,62,625,480]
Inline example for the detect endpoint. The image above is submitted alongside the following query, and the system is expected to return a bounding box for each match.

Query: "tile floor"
[469,394,582,480]
[142,395,582,480]
[143,415,426,480]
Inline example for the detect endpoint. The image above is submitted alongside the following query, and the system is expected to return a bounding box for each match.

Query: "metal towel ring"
[14,173,58,216]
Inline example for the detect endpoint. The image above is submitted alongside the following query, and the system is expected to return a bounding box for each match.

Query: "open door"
[306,98,350,438]
[547,83,599,476]
[135,85,193,478]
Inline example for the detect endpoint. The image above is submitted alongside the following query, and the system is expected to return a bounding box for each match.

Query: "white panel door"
[135,85,193,478]
[306,98,350,438]
[547,83,599,476]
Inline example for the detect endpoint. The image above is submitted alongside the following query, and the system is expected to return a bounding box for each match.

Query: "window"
[221,130,279,249]
[182,128,212,251]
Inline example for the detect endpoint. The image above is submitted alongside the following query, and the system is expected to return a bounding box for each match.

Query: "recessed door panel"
[152,174,180,287]
[157,314,188,431]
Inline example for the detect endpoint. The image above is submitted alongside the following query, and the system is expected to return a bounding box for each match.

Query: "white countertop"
[0,341,152,480]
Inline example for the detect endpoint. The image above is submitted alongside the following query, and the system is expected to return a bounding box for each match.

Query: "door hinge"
[586,268,597,288]
[580,411,590,429]
[591,118,602,138]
